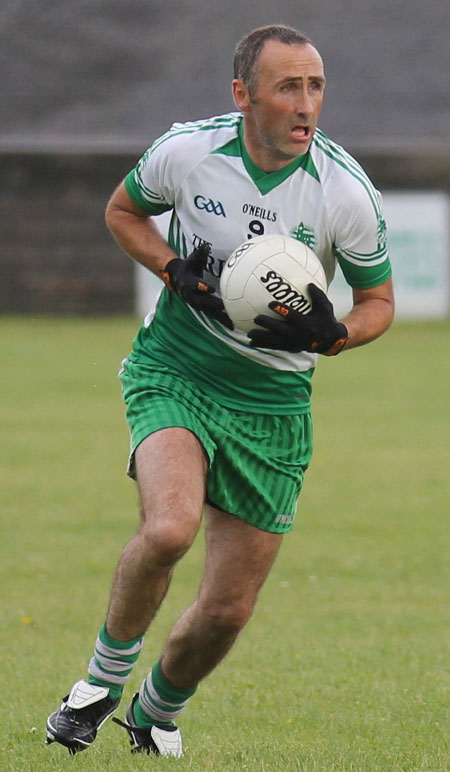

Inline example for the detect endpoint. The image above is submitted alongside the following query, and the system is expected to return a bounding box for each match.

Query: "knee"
[140,516,198,567]
[201,597,254,634]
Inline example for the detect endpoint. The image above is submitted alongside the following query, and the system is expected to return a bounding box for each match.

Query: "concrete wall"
[1,151,133,314]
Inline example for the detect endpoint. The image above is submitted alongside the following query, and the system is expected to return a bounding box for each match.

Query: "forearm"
[339,280,395,351]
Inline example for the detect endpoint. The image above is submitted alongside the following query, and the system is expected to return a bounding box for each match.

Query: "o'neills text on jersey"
[242,203,277,222]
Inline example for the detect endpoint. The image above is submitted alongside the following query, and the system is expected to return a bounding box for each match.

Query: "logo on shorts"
[275,514,294,525]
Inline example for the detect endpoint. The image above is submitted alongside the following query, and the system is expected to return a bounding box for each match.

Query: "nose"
[295,87,314,116]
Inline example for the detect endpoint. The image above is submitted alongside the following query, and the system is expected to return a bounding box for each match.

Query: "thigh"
[135,427,208,528]
[198,504,283,610]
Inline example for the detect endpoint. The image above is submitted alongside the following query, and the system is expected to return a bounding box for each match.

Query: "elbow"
[381,295,395,332]
[388,298,395,329]
[384,289,396,331]
[375,296,395,339]
[104,198,117,235]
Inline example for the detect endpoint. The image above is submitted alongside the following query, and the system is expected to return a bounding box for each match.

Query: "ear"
[232,79,251,113]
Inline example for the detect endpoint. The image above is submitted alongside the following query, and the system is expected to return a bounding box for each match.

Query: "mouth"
[291,125,311,142]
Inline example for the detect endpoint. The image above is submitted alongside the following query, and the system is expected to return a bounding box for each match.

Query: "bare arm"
[339,277,395,351]
[105,180,176,276]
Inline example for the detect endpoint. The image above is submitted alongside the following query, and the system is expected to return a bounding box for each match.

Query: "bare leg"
[106,428,208,641]
[160,504,282,689]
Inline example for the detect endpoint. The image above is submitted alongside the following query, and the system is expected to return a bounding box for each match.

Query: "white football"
[220,234,328,333]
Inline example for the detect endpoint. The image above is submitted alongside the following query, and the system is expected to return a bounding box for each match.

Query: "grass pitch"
[1,316,449,771]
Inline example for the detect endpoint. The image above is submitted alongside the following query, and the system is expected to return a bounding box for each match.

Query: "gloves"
[248,283,348,355]
[160,243,233,329]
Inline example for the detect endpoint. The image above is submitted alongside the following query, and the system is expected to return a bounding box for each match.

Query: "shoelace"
[112,716,177,734]
[112,716,157,754]
[112,716,144,733]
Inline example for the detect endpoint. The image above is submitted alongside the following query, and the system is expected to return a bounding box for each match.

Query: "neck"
[242,121,306,173]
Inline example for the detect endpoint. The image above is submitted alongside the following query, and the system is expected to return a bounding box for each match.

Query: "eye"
[280,82,296,93]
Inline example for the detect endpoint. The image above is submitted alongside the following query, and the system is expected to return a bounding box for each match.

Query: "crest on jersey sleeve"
[377,214,387,251]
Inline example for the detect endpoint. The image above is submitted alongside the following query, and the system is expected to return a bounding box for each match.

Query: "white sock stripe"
[87,658,130,685]
[93,653,133,672]
[144,673,191,709]
[138,682,184,723]
[96,637,143,658]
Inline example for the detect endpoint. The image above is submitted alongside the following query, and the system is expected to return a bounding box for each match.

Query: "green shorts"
[119,359,313,534]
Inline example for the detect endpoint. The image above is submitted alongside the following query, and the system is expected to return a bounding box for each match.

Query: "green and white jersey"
[125,112,391,414]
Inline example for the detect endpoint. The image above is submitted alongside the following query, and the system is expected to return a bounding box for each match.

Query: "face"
[233,41,325,171]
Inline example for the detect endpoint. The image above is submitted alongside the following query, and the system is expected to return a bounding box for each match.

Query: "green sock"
[132,695,173,728]
[134,660,197,727]
[87,623,144,700]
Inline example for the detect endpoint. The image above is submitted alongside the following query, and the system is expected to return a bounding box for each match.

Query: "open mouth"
[291,125,310,141]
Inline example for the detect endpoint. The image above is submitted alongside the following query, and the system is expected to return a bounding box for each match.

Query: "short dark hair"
[233,24,313,93]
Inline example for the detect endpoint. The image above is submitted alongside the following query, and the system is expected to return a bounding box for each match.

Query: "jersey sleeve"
[329,169,392,289]
[125,132,175,215]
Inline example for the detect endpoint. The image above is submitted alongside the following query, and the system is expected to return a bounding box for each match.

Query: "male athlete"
[46,24,394,757]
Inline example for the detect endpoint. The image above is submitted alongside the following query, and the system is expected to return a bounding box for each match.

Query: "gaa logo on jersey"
[194,195,227,218]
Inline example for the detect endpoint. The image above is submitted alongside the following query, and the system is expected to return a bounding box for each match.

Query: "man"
[46,24,394,758]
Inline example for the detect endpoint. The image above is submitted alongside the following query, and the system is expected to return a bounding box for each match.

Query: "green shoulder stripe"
[150,114,241,154]
[313,130,381,216]
[125,170,172,215]
[211,136,241,157]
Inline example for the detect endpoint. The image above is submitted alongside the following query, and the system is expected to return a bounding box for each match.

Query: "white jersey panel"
[130,113,390,374]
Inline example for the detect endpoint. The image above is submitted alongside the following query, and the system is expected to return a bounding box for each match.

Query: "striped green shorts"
[119,359,313,534]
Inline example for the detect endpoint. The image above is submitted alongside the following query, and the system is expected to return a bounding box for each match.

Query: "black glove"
[160,243,233,330]
[248,283,348,355]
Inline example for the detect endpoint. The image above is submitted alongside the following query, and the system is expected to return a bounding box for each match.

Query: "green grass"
[1,316,449,771]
